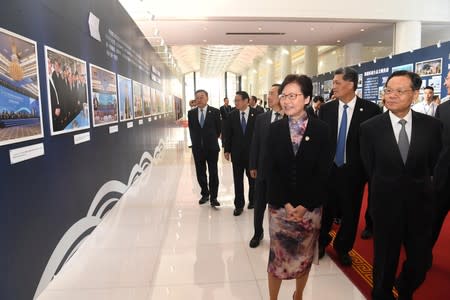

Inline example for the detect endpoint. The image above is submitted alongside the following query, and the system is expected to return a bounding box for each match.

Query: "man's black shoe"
[361,228,373,240]
[198,196,209,205]
[319,245,326,259]
[247,203,254,209]
[233,208,243,216]
[338,253,352,266]
[249,232,264,248]
[210,198,220,207]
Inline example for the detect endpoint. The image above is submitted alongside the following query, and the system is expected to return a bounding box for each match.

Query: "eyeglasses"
[383,88,413,96]
[279,93,303,100]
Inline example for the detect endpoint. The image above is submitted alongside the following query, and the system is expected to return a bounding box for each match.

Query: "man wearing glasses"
[318,67,381,266]
[360,71,442,300]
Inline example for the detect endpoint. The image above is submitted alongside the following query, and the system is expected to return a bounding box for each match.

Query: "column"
[304,46,319,76]
[394,21,421,54]
[265,47,275,91]
[279,46,292,81]
[343,42,362,67]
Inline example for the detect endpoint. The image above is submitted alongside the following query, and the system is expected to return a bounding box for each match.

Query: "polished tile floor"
[38,128,366,300]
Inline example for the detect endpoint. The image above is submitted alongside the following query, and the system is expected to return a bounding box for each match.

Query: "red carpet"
[326,186,450,299]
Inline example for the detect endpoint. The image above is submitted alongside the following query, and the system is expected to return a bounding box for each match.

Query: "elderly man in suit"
[248,83,282,247]
[188,89,222,207]
[360,71,442,300]
[431,71,450,256]
[318,67,381,266]
[224,91,262,216]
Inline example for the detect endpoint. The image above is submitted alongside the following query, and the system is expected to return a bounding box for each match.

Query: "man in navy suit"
[318,67,381,266]
[248,83,282,247]
[431,71,450,254]
[188,89,221,207]
[224,91,262,216]
[360,71,442,300]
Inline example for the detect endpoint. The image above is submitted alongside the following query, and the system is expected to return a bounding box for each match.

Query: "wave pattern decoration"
[33,139,165,299]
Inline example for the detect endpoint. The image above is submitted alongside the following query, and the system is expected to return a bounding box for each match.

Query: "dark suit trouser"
[319,165,365,254]
[253,179,267,235]
[364,182,374,231]
[192,148,219,199]
[232,162,255,209]
[372,198,432,300]
[431,181,450,248]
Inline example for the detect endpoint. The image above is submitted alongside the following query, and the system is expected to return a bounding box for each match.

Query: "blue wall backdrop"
[312,41,450,103]
[0,1,176,299]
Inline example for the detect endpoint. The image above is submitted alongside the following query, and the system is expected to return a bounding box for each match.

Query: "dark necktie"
[335,104,348,167]
[241,111,246,133]
[274,112,281,122]
[398,119,409,163]
[200,109,205,128]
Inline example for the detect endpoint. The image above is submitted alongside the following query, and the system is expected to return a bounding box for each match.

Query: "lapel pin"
[360,108,363,111]
[251,113,254,117]
[305,136,310,141]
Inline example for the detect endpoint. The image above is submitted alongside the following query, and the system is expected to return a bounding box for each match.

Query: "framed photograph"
[117,75,133,122]
[415,58,442,77]
[155,89,163,114]
[391,63,413,73]
[0,27,43,146]
[45,46,90,135]
[142,84,151,117]
[89,64,118,127]
[132,80,143,119]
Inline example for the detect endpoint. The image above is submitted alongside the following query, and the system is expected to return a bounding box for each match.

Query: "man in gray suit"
[248,84,283,248]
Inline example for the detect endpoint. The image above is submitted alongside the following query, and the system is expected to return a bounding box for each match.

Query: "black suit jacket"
[249,110,274,180]
[224,107,262,165]
[267,117,333,211]
[360,111,442,219]
[306,106,318,118]
[253,105,265,114]
[188,106,221,152]
[434,101,450,190]
[219,105,233,120]
[319,97,381,180]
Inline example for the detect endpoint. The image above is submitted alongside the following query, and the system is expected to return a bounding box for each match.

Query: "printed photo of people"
[117,75,133,121]
[143,84,151,117]
[89,64,118,127]
[0,28,43,146]
[132,80,143,119]
[415,58,442,76]
[45,46,89,135]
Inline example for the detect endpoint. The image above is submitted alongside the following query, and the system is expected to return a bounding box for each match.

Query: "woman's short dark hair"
[280,74,313,99]
[386,71,422,90]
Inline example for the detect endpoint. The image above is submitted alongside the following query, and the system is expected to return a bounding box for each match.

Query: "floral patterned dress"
[267,115,322,280]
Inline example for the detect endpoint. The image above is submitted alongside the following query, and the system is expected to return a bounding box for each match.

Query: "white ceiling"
[119,0,450,77]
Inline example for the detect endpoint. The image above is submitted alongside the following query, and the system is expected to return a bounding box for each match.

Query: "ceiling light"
[258,27,262,31]
[249,39,253,42]
[203,27,207,31]
[294,39,297,42]
[310,27,315,31]
[360,28,365,32]
[336,40,341,43]
[203,39,207,42]
[378,40,382,44]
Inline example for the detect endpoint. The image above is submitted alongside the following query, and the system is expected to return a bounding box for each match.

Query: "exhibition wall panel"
[0,1,175,299]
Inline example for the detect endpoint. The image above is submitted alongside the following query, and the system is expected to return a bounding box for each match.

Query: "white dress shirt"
[389,109,412,144]
[412,100,437,116]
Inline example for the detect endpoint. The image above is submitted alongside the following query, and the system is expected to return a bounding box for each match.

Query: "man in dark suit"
[248,83,282,247]
[224,91,262,216]
[188,89,221,207]
[219,97,233,120]
[318,67,381,266]
[306,95,324,118]
[250,95,265,113]
[431,71,450,254]
[360,71,442,300]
